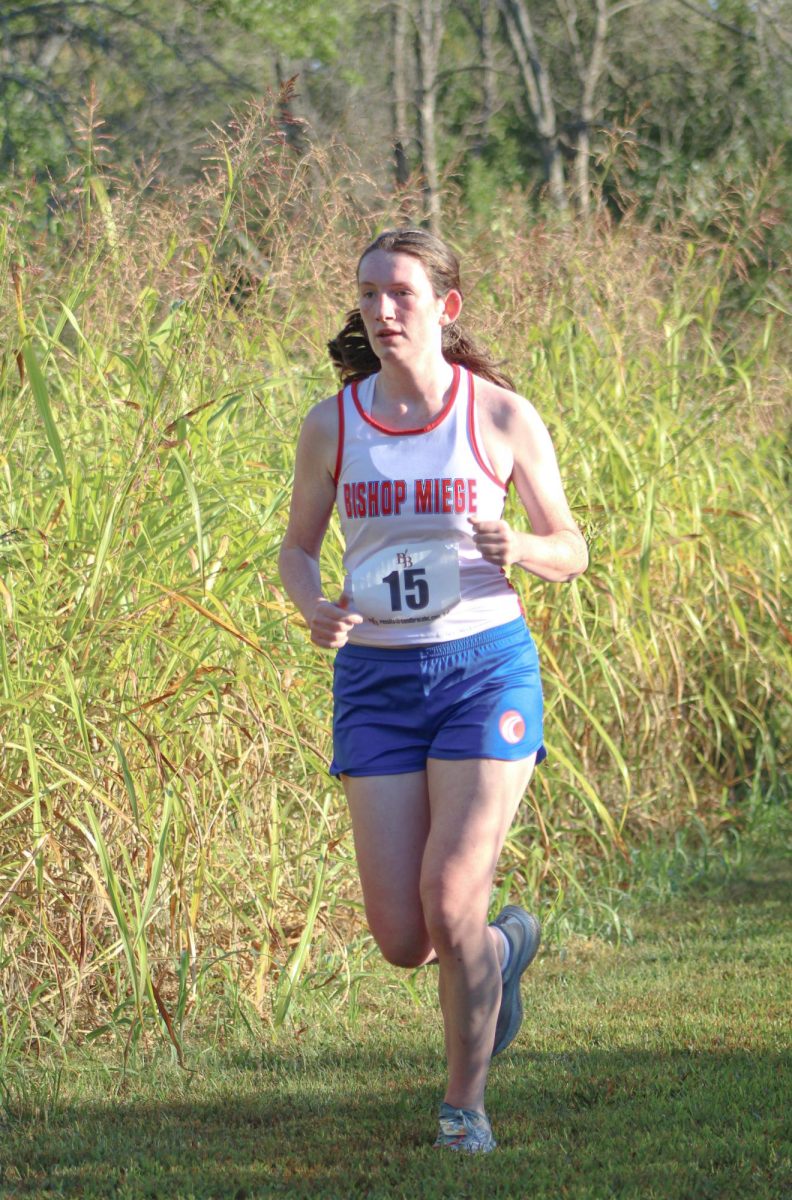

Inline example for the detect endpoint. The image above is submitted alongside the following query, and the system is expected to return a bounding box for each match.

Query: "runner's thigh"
[343,770,432,966]
[420,756,536,932]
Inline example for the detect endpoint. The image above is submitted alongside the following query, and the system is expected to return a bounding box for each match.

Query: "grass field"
[2,816,789,1200]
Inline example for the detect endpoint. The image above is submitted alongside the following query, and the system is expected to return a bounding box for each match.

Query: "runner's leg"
[420,754,536,1113]
[342,770,435,968]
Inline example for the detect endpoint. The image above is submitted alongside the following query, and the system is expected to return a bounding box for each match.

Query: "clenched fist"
[309,596,364,649]
[469,519,522,568]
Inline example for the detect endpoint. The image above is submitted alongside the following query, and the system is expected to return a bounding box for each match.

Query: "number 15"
[381,567,429,612]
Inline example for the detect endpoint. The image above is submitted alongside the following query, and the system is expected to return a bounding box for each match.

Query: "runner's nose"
[376,291,395,320]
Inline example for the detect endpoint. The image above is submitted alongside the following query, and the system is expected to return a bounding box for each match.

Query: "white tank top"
[334,365,522,646]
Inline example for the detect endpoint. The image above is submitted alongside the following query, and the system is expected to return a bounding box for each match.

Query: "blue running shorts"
[330,617,546,778]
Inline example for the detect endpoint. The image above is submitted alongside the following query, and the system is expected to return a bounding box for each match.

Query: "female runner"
[279,227,588,1152]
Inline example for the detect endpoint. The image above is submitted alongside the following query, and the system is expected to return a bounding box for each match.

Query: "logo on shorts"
[498,709,526,745]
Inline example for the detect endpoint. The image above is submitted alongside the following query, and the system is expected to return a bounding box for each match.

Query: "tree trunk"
[392,1,411,186]
[498,0,567,210]
[415,0,445,233]
[557,0,609,216]
[474,0,498,155]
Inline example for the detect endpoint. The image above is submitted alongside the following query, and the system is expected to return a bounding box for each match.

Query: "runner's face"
[357,250,458,362]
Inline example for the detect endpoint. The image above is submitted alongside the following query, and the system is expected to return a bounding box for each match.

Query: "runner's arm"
[278,401,363,647]
[471,396,588,583]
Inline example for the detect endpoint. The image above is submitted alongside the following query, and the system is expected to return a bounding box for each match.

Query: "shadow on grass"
[2,1046,789,1199]
[708,859,792,908]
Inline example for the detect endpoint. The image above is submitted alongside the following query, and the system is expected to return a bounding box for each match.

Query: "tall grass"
[0,100,789,1067]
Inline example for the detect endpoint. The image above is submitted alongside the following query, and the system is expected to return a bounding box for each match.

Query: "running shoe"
[491,905,541,1057]
[433,1102,496,1152]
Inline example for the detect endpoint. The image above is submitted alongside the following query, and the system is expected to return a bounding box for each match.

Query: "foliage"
[2,0,790,224]
[0,100,789,1070]
[0,0,361,193]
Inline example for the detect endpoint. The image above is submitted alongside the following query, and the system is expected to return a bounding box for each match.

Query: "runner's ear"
[439,289,462,326]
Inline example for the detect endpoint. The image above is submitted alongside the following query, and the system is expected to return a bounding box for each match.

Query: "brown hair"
[327,227,516,390]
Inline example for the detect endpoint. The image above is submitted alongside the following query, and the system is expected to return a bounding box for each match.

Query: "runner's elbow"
[559,530,588,581]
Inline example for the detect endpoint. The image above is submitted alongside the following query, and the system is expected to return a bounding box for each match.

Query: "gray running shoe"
[433,1102,496,1152]
[491,905,541,1057]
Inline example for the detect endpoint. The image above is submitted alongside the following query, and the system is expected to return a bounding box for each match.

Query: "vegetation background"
[0,2,789,1187]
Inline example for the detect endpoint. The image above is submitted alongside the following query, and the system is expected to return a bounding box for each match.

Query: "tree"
[392,0,411,186]
[497,0,567,209]
[495,0,649,215]
[415,0,446,232]
[556,0,610,215]
[3,0,789,229]
[606,0,792,205]
[0,0,362,185]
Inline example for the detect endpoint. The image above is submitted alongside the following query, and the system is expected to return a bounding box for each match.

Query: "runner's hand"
[469,519,520,568]
[310,597,363,649]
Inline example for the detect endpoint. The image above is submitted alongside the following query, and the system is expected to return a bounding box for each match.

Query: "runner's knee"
[375,930,433,968]
[365,912,432,968]
[419,873,490,956]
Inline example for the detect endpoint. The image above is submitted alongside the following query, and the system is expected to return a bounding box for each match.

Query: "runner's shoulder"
[473,374,543,438]
[300,392,341,443]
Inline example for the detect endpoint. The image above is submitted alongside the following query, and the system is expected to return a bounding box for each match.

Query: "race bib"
[349,541,461,624]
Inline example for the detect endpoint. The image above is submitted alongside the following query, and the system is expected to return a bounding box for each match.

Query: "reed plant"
[0,99,788,1069]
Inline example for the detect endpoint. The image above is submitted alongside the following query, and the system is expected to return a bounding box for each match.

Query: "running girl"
[279,227,588,1152]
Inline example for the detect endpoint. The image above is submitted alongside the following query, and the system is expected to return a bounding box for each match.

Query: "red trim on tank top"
[351,364,460,436]
[333,388,345,485]
[466,372,508,491]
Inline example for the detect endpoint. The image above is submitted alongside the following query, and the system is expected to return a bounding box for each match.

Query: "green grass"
[2,825,789,1200]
